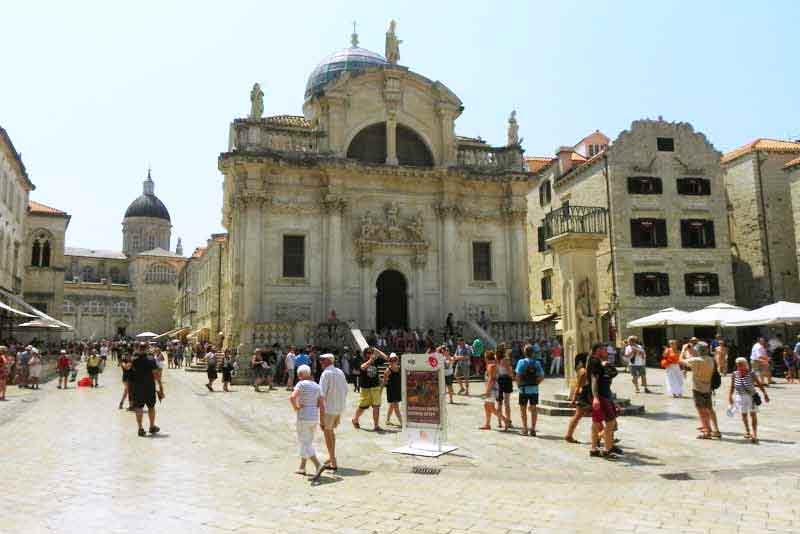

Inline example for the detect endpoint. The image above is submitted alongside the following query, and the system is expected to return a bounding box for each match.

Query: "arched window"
[346,123,434,167]
[145,263,177,284]
[31,240,41,266]
[131,234,140,251]
[147,234,156,250]
[41,241,50,267]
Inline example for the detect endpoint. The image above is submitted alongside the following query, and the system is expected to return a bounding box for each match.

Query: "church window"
[131,234,140,251]
[145,263,177,284]
[41,241,51,267]
[147,234,156,250]
[346,123,434,167]
[31,240,41,266]
[30,232,52,267]
[472,241,492,281]
[282,235,305,278]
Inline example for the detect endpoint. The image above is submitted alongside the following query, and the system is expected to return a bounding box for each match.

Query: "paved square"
[2,364,799,533]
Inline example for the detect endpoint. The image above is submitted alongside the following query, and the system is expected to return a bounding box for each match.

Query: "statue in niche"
[577,277,594,318]
[249,83,264,119]
[507,110,519,146]
[385,20,402,64]
[361,211,377,239]
[406,211,424,241]
[386,202,399,229]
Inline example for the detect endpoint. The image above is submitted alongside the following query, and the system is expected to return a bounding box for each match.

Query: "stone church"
[218,23,535,351]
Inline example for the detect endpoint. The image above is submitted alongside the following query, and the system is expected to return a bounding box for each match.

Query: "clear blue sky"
[2,0,798,253]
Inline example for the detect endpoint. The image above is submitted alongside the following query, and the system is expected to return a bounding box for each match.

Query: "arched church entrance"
[376,270,408,331]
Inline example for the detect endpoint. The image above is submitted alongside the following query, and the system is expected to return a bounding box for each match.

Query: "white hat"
[320,353,335,360]
[389,352,398,359]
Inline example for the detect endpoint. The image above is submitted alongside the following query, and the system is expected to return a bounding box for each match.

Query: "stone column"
[323,196,346,319]
[436,203,459,321]
[547,233,603,391]
[413,253,426,329]
[386,112,398,166]
[506,211,530,321]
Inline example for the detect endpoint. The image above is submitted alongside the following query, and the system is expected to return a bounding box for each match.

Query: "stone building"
[527,119,734,361]
[788,156,800,281]
[0,126,34,299]
[217,24,534,352]
[175,233,228,345]
[59,171,187,339]
[722,139,800,309]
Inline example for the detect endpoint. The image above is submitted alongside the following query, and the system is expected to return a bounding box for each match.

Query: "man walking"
[57,350,71,389]
[588,343,622,458]
[681,341,721,439]
[130,342,165,437]
[351,347,386,431]
[454,339,472,395]
[514,345,544,436]
[750,337,771,386]
[318,353,348,471]
[285,346,296,390]
[625,336,651,393]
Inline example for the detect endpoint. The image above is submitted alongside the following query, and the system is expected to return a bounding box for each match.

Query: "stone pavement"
[3,363,800,534]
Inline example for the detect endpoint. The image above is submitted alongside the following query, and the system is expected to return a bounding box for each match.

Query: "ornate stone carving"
[274,303,312,322]
[322,194,347,214]
[249,83,264,119]
[355,203,429,266]
[385,20,402,64]
[507,110,519,146]
[433,201,463,219]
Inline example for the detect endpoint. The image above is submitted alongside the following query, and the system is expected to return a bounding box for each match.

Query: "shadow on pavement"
[637,412,696,421]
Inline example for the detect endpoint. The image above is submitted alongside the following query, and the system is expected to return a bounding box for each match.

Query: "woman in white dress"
[662,339,684,398]
[728,357,769,443]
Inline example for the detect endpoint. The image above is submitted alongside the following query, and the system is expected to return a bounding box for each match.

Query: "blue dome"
[305,46,387,98]
[124,194,171,221]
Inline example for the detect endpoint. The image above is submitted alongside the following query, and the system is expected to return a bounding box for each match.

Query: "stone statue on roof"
[249,83,264,119]
[385,20,402,65]
[507,110,519,146]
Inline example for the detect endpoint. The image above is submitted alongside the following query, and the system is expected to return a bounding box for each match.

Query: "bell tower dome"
[122,169,172,255]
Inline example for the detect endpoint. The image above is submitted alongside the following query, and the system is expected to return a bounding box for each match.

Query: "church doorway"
[376,270,408,332]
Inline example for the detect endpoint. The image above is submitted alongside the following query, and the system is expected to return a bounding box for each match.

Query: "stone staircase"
[537,393,645,417]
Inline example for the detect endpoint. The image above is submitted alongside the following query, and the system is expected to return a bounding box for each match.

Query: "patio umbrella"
[17,319,63,328]
[627,307,689,328]
[136,331,158,338]
[680,303,750,327]
[723,301,800,327]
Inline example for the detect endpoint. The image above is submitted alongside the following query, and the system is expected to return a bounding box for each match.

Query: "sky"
[2,0,798,253]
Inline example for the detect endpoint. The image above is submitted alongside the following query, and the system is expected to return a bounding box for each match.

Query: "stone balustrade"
[456,144,525,172]
[229,118,323,154]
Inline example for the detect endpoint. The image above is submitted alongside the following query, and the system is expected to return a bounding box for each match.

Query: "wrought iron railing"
[544,205,608,239]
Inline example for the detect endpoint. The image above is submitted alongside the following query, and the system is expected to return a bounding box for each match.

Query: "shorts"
[322,413,341,430]
[693,390,712,409]
[518,392,539,406]
[591,397,617,423]
[131,396,156,409]
[358,387,382,409]
[58,367,70,378]
[630,365,646,378]
[456,361,470,377]
[445,374,453,386]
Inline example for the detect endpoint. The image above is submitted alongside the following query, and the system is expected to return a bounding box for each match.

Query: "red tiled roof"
[191,247,207,259]
[722,138,800,164]
[525,156,553,173]
[785,155,800,170]
[28,200,68,216]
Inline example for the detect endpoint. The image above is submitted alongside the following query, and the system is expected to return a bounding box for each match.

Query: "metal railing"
[544,205,608,239]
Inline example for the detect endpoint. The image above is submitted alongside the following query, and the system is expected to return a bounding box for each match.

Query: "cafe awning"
[153,327,189,340]
[17,319,64,328]
[186,327,209,339]
[0,300,37,318]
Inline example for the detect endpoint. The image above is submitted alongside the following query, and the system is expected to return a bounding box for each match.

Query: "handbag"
[752,392,762,406]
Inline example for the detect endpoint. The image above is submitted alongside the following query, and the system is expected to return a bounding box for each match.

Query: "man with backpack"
[681,341,722,439]
[514,345,544,436]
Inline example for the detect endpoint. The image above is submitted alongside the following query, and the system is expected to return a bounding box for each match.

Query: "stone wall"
[788,164,800,281]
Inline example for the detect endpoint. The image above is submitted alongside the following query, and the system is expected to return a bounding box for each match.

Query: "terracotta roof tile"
[785,155,800,170]
[525,156,553,173]
[722,138,800,164]
[191,247,207,259]
[28,200,68,216]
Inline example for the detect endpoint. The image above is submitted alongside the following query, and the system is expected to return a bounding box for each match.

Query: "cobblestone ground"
[3,363,800,534]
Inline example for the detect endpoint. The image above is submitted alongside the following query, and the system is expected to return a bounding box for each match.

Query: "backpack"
[711,361,722,391]
[521,359,543,386]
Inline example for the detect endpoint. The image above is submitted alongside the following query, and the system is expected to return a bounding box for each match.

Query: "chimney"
[556,146,573,175]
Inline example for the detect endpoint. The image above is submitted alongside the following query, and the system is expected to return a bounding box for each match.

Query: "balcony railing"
[544,205,608,240]
[456,144,525,172]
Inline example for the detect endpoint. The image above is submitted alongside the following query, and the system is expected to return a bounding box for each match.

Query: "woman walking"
[205,347,218,392]
[289,364,325,482]
[251,350,264,392]
[495,353,514,429]
[479,351,504,430]
[383,353,402,427]
[662,340,684,398]
[221,353,235,392]
[28,350,42,390]
[565,353,590,443]
[782,346,796,384]
[0,346,9,401]
[728,357,769,443]
[715,339,729,376]
[87,350,101,387]
[119,356,133,409]
[57,350,71,390]
[442,346,455,404]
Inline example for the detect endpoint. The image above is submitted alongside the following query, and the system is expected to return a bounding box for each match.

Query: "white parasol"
[723,301,800,327]
[627,307,690,328]
[680,302,750,327]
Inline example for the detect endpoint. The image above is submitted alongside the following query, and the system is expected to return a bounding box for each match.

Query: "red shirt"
[57,356,71,369]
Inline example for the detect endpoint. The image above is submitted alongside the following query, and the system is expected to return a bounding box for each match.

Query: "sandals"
[696,433,712,440]
[564,436,579,444]
[478,425,491,430]
[711,431,722,439]
[137,429,147,437]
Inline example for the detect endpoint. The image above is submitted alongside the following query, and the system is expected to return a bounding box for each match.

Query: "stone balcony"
[228,117,324,154]
[455,142,526,172]
[544,205,608,240]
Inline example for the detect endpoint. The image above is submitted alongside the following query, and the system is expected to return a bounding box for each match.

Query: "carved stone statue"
[406,211,424,241]
[386,202,399,229]
[507,110,519,146]
[385,20,402,64]
[577,277,594,318]
[361,211,377,239]
[249,83,264,119]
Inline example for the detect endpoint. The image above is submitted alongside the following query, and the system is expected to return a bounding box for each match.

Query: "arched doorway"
[376,270,408,331]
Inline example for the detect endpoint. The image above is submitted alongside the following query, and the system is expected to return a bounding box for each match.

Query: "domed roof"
[305,45,387,98]
[124,171,171,221]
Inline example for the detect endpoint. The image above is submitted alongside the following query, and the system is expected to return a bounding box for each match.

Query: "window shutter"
[634,274,643,296]
[705,221,716,248]
[655,220,668,247]
[654,178,663,194]
[659,273,670,296]
[710,274,720,296]
[684,273,693,296]
[680,220,690,247]
[627,177,637,194]
[701,179,711,195]
[537,226,545,252]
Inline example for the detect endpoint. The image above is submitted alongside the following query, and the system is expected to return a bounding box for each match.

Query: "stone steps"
[537,393,645,417]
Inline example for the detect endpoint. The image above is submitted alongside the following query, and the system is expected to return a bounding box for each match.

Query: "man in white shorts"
[318,353,348,471]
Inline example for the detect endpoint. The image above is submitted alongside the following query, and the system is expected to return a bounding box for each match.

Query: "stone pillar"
[386,112,398,166]
[413,255,426,329]
[324,196,346,319]
[547,233,603,391]
[437,203,459,321]
[506,213,530,321]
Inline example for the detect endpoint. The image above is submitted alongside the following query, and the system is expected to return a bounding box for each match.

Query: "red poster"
[406,370,441,426]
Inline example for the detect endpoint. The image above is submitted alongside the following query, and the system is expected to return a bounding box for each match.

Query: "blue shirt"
[294,353,310,367]
[515,357,544,394]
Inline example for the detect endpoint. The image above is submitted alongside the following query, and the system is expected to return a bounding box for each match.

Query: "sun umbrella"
[680,302,750,327]
[627,307,689,328]
[723,301,800,327]
[136,331,158,338]
[17,319,63,328]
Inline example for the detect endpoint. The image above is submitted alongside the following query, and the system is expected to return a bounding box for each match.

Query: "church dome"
[124,170,171,221]
[305,45,387,98]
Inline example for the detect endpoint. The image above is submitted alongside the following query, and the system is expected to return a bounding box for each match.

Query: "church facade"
[218,24,534,351]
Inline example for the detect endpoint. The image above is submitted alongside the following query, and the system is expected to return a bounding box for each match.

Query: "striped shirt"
[733,371,755,395]
[293,380,322,421]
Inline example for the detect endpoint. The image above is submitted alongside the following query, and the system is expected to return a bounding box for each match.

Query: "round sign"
[428,356,439,368]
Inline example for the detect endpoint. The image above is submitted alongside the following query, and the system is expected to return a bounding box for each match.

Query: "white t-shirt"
[625,344,646,366]
[319,366,348,415]
[750,343,767,363]
[293,380,322,421]
[285,351,296,370]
